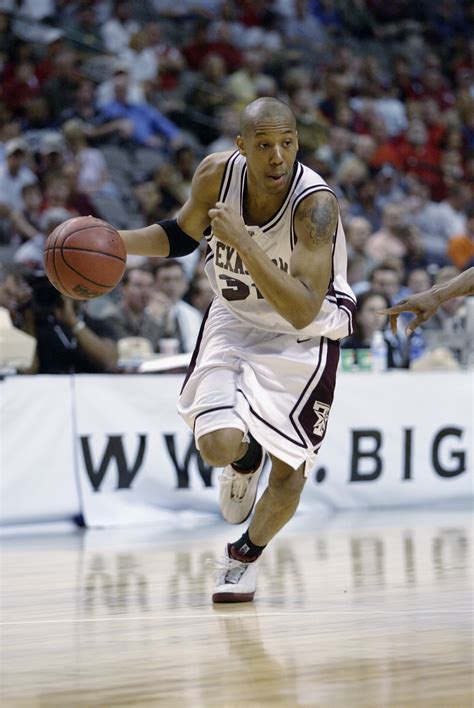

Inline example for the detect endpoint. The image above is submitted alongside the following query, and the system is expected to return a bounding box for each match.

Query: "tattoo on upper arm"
[297,193,338,247]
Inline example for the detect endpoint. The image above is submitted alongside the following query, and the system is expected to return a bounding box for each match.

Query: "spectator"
[2,60,41,117]
[336,156,368,202]
[12,205,72,273]
[23,279,118,373]
[372,81,409,137]
[61,119,115,196]
[41,49,81,122]
[34,31,65,86]
[103,267,165,352]
[188,271,215,315]
[0,138,37,210]
[205,107,240,154]
[368,263,404,304]
[436,183,470,241]
[152,162,187,215]
[185,53,233,145]
[406,268,432,296]
[10,182,43,243]
[345,216,375,282]
[421,266,468,363]
[348,178,381,230]
[99,69,181,151]
[397,119,442,198]
[369,114,402,170]
[12,238,44,272]
[373,164,405,211]
[280,0,327,58]
[409,181,469,264]
[182,18,242,72]
[341,290,403,368]
[41,170,99,220]
[447,205,474,270]
[288,88,328,157]
[101,0,140,55]
[60,79,134,145]
[365,202,408,263]
[147,22,186,94]
[66,2,105,56]
[227,49,270,111]
[36,132,67,182]
[174,146,198,200]
[315,126,353,176]
[399,223,430,273]
[149,259,202,353]
[0,262,32,329]
[392,266,434,348]
[0,138,37,243]
[96,61,144,108]
[118,28,159,87]
[133,180,167,224]
[318,71,350,123]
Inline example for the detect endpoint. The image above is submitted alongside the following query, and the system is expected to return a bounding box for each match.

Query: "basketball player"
[380,267,474,334]
[118,97,356,602]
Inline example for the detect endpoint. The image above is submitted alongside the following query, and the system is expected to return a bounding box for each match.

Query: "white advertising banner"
[0,375,79,524]
[303,371,473,510]
[73,372,473,527]
[74,375,219,527]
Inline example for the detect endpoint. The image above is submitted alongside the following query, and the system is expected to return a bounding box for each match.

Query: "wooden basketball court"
[1,506,472,707]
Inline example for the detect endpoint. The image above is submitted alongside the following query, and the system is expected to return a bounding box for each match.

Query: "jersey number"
[219,275,263,301]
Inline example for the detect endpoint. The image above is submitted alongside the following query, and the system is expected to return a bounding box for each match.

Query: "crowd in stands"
[0,0,472,372]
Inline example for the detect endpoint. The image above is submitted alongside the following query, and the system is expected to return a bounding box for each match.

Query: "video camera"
[25,272,63,313]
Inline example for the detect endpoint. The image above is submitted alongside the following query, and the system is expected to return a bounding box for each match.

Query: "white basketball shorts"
[177,299,340,473]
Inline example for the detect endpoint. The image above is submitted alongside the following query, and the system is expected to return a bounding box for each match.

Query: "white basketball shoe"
[218,451,266,524]
[211,545,259,603]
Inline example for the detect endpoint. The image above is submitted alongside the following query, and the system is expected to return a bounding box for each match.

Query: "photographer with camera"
[22,274,118,374]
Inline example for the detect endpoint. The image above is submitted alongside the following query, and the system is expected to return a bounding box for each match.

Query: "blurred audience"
[0,0,472,372]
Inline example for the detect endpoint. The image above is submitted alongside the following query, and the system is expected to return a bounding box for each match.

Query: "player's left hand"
[208,202,248,248]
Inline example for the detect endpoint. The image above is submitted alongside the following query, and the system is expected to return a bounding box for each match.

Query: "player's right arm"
[118,153,229,257]
[380,267,474,334]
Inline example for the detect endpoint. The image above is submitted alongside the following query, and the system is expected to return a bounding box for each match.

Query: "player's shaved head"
[240,97,296,137]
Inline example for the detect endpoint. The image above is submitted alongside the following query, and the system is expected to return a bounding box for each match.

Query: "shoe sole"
[212,591,255,603]
[220,456,265,525]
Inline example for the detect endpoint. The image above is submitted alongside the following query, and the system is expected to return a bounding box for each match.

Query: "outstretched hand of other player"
[379,291,441,335]
[208,202,248,249]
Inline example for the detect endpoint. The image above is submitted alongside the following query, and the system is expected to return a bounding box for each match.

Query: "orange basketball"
[44,216,127,300]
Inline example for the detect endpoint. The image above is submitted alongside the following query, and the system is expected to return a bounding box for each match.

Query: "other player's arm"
[209,190,336,329]
[380,267,474,334]
[118,153,227,257]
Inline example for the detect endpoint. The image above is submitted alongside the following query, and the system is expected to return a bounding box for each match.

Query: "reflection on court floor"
[1,507,472,706]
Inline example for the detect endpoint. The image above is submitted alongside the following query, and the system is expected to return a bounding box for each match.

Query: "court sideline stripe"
[1,609,471,626]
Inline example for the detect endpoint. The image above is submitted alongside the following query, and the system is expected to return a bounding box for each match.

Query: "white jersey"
[204,151,356,340]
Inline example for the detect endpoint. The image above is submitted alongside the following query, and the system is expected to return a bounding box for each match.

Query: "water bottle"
[370,330,388,372]
[408,330,425,366]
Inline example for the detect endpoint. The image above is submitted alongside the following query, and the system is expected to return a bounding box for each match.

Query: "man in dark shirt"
[27,276,118,374]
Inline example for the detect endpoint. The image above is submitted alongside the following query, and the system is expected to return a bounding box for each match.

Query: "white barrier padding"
[0,375,79,523]
[1,372,472,527]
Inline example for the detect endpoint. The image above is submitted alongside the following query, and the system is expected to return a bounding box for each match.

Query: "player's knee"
[198,429,243,467]
[269,463,306,499]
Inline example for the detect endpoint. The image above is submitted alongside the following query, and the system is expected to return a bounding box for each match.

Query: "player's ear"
[236,135,246,156]
[295,131,299,151]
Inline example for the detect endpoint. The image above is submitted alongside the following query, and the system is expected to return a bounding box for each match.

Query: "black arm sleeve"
[157,219,201,257]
